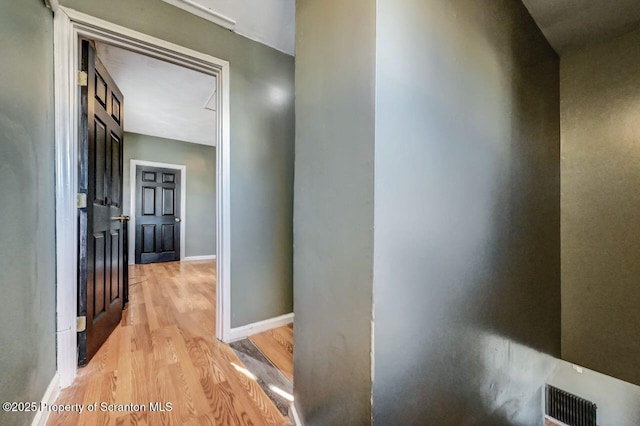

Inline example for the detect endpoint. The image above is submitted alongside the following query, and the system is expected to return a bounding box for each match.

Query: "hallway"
[48,261,289,425]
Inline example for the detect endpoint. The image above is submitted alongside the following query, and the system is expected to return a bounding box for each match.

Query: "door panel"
[142,225,156,253]
[110,230,120,303]
[78,39,126,365]
[162,188,174,215]
[111,134,121,205]
[135,165,182,264]
[162,224,175,251]
[93,233,106,316]
[94,119,106,203]
[143,187,155,215]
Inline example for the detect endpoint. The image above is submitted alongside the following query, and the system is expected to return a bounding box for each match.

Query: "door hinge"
[77,193,87,208]
[77,316,87,332]
[78,70,88,87]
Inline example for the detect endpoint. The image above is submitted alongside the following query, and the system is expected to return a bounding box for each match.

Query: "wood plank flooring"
[49,261,289,426]
[249,325,294,383]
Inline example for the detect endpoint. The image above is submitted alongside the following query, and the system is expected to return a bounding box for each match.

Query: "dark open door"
[135,165,182,264]
[78,39,126,365]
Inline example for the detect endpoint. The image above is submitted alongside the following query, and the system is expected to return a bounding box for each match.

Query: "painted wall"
[0,1,57,425]
[561,27,640,387]
[547,361,640,425]
[122,132,216,258]
[293,0,376,424]
[373,0,560,424]
[60,0,295,326]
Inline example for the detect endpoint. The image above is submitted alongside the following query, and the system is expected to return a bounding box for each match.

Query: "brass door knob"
[111,214,131,222]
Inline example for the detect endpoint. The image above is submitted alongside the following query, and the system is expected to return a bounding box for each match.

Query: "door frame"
[53,6,231,388]
[129,160,187,264]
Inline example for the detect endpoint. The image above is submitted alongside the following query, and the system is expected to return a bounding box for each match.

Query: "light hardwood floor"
[249,325,294,383]
[48,261,289,426]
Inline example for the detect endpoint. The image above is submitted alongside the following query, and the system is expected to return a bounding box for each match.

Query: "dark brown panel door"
[78,40,125,365]
[135,166,182,264]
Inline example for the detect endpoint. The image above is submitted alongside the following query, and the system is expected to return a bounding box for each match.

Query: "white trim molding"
[160,0,236,30]
[225,313,294,343]
[289,402,304,426]
[183,254,217,261]
[53,7,78,389]
[30,373,61,426]
[129,160,187,265]
[44,0,60,12]
[53,6,231,388]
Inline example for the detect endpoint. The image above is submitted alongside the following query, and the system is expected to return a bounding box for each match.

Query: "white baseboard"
[290,402,304,426]
[31,372,61,426]
[182,255,217,262]
[225,312,294,342]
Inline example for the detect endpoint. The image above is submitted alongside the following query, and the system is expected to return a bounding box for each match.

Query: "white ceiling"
[521,0,640,54]
[162,0,295,56]
[96,42,217,146]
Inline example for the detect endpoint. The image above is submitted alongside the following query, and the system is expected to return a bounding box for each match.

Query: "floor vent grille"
[546,384,597,426]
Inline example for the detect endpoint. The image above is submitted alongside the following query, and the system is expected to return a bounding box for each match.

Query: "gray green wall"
[293,0,376,424]
[60,0,295,326]
[561,27,640,386]
[122,132,216,258]
[547,361,640,425]
[0,1,57,426]
[372,0,561,424]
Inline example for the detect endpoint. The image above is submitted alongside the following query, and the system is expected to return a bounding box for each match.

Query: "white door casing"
[53,6,231,387]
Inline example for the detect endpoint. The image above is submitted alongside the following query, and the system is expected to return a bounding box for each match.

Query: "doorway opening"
[53,7,231,387]
[130,160,187,264]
